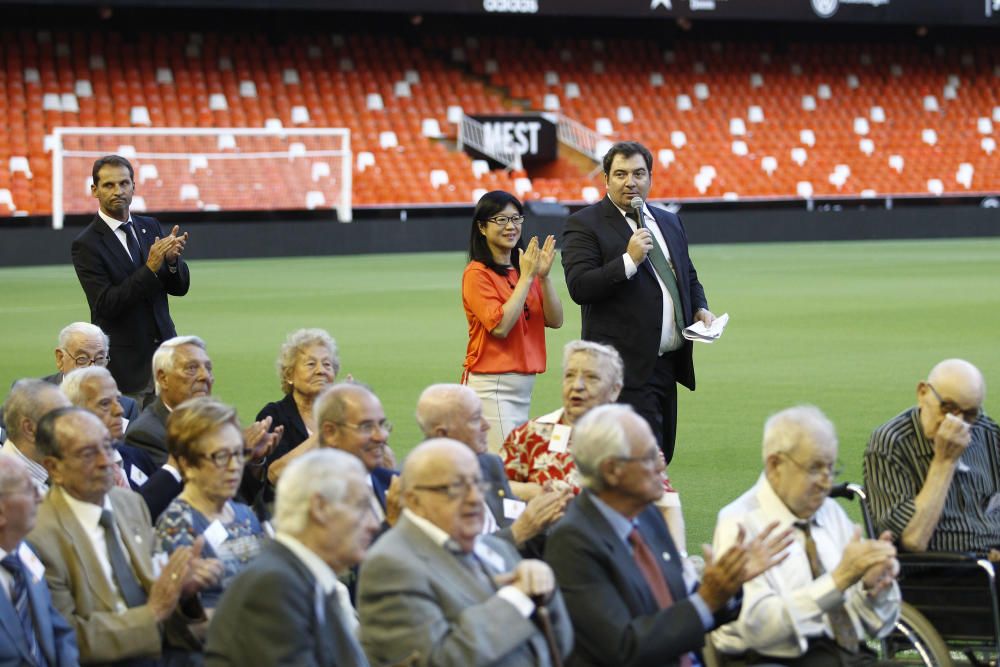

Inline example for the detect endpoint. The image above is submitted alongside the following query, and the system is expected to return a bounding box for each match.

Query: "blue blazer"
[117,443,183,522]
[0,544,78,667]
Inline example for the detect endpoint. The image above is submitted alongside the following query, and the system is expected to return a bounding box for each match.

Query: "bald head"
[928,359,985,403]
[918,358,986,440]
[415,384,489,454]
[401,438,484,552]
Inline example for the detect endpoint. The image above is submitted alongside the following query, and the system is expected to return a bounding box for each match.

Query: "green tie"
[628,209,685,336]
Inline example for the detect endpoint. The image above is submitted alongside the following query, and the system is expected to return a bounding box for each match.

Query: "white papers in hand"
[682,312,729,343]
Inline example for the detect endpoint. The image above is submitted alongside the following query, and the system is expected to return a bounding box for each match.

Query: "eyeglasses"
[61,349,110,368]
[615,448,661,466]
[780,453,842,480]
[334,420,393,438]
[202,448,252,468]
[413,478,491,500]
[927,383,981,424]
[485,215,525,227]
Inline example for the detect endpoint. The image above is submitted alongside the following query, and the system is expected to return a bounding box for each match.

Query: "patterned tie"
[2,552,45,666]
[628,528,691,667]
[626,209,685,335]
[120,220,144,268]
[795,521,859,653]
[98,510,148,608]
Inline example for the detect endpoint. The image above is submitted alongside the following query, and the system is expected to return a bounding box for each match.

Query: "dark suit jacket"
[71,214,190,393]
[41,372,140,422]
[545,490,722,667]
[239,394,310,509]
[561,196,708,389]
[124,397,170,466]
[479,452,546,558]
[117,443,183,522]
[0,543,78,667]
[204,540,368,667]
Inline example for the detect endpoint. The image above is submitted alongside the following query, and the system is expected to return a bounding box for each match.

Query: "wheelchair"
[832,482,1000,666]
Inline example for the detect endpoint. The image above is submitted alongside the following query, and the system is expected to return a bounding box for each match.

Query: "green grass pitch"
[2,237,998,548]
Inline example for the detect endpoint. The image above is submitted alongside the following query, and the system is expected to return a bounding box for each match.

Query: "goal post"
[51,126,352,229]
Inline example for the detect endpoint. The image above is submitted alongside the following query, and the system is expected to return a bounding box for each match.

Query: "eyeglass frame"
[412,477,491,500]
[333,420,393,439]
[60,348,110,368]
[778,452,842,480]
[484,215,525,227]
[613,448,661,466]
[200,448,253,469]
[926,383,982,424]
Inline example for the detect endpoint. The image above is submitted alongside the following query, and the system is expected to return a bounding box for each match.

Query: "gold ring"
[170,573,178,581]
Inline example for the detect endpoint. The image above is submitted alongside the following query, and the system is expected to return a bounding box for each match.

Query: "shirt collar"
[2,439,50,488]
[59,486,112,530]
[97,208,132,232]
[753,472,826,530]
[274,532,339,595]
[536,408,565,424]
[402,508,453,549]
[587,491,635,546]
[610,198,650,223]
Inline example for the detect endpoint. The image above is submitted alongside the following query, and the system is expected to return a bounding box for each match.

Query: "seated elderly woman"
[501,339,687,551]
[156,397,267,663]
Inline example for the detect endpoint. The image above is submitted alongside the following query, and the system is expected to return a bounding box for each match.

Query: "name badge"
[503,498,526,520]
[18,543,46,583]
[203,519,229,551]
[129,465,148,486]
[547,424,572,453]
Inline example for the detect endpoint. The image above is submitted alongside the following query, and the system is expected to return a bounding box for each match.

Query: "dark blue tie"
[120,220,144,268]
[2,552,45,667]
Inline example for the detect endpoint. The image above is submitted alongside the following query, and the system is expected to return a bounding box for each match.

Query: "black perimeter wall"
[1,204,998,268]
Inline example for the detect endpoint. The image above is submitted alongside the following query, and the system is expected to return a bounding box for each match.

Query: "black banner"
[467,114,558,164]
[13,0,1000,25]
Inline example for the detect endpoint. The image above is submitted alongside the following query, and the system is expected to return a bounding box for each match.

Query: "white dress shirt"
[613,202,683,353]
[711,474,901,658]
[59,488,129,612]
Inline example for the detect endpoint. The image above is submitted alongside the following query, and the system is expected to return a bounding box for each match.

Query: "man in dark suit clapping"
[71,155,191,406]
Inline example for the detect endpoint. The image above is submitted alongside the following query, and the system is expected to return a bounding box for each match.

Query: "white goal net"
[51,127,352,228]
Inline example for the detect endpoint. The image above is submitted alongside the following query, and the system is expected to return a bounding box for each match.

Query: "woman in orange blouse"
[462,190,563,451]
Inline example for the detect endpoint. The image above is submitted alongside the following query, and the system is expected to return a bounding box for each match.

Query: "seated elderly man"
[1,379,71,492]
[0,455,78,667]
[502,340,686,551]
[712,406,900,665]
[126,335,214,466]
[416,383,572,556]
[205,449,378,667]
[359,438,573,667]
[45,321,140,421]
[28,406,220,665]
[864,358,1000,558]
[545,404,788,667]
[61,367,184,521]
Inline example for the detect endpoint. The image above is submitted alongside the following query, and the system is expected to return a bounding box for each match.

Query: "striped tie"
[2,552,44,666]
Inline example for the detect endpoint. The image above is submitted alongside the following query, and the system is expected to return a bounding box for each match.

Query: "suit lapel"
[0,593,32,662]
[93,216,137,274]
[478,454,509,527]
[637,509,688,604]
[600,196,636,247]
[399,516,492,604]
[51,488,119,611]
[25,575,56,665]
[110,492,154,588]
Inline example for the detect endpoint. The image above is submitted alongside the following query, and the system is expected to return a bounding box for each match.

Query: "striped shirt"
[863,407,1000,553]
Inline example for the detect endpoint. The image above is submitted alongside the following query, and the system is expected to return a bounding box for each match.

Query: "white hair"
[58,322,109,350]
[60,366,114,406]
[152,335,207,394]
[274,448,366,535]
[562,339,624,387]
[414,383,475,436]
[571,403,634,492]
[761,405,837,463]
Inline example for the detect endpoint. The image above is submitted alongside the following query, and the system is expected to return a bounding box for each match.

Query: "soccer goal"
[51,127,352,229]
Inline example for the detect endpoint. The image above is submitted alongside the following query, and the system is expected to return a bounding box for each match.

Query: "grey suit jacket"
[27,486,164,664]
[124,397,170,466]
[0,543,78,667]
[358,513,573,667]
[204,540,368,667]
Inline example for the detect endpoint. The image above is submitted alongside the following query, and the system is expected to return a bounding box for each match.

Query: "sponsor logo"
[811,0,889,19]
[483,121,544,156]
[483,0,538,12]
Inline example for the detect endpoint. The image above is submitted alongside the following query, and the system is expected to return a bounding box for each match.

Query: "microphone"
[630,196,644,228]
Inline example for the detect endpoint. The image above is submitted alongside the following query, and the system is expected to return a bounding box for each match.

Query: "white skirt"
[464,372,536,453]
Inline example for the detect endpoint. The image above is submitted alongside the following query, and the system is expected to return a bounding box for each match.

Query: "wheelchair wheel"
[872,602,953,666]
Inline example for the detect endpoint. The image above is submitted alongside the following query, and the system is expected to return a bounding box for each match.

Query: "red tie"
[629,527,692,667]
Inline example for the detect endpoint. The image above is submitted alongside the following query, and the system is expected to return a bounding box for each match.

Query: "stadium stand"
[1,25,998,217]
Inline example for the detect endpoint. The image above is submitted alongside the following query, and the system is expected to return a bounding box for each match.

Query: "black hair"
[34,406,89,459]
[467,190,526,277]
[601,141,654,177]
[91,155,135,185]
